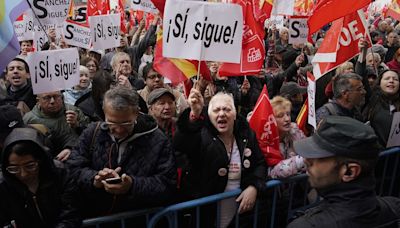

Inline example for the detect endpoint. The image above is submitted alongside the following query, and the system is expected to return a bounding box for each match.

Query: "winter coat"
[23,103,90,155]
[287,176,400,228]
[63,86,91,106]
[1,80,36,109]
[0,128,81,228]
[66,114,177,217]
[173,108,267,200]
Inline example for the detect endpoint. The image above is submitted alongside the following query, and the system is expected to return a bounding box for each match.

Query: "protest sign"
[33,24,63,51]
[63,21,91,49]
[266,15,285,29]
[272,0,295,16]
[26,48,80,94]
[28,0,70,25]
[89,14,121,50]
[387,112,400,148]
[163,0,243,63]
[307,72,316,128]
[14,10,34,41]
[130,0,158,14]
[289,17,308,44]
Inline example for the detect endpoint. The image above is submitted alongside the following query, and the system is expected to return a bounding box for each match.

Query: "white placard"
[63,21,91,49]
[268,15,285,29]
[27,48,80,94]
[289,18,308,45]
[163,0,243,63]
[387,112,400,148]
[89,14,121,50]
[33,24,64,51]
[130,0,158,14]
[307,73,316,129]
[29,0,70,25]
[272,0,295,16]
[14,10,34,41]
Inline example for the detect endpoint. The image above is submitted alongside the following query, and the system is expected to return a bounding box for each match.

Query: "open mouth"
[217,119,228,128]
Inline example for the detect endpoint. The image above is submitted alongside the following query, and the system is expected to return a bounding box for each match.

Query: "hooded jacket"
[0,128,81,228]
[66,114,176,217]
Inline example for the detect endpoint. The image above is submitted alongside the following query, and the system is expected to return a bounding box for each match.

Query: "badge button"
[218,168,228,176]
[243,159,251,168]
[244,148,252,157]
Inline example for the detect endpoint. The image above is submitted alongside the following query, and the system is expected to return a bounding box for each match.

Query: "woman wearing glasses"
[0,128,81,228]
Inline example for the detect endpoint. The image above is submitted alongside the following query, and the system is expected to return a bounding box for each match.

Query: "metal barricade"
[82,207,161,228]
[376,147,400,197]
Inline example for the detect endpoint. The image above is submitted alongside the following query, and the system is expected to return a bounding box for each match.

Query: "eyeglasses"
[40,94,62,102]
[6,161,39,174]
[104,120,136,129]
[147,74,163,80]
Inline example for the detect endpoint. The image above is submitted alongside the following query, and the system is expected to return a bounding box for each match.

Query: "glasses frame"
[6,161,39,174]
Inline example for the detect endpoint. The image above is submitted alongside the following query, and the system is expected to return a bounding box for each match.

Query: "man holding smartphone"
[67,85,176,218]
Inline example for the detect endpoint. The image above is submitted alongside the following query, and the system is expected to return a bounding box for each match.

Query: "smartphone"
[105,177,122,184]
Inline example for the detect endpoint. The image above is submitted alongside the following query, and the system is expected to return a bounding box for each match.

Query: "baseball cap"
[294,116,382,159]
[0,105,24,136]
[147,88,175,106]
[279,82,307,97]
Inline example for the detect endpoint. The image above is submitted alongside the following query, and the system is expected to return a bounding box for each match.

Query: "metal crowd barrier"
[81,147,400,228]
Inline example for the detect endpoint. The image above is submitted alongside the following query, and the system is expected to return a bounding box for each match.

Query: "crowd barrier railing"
[82,147,400,228]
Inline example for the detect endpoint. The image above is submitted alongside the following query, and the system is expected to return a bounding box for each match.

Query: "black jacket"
[287,176,400,228]
[173,108,267,199]
[1,81,36,109]
[0,129,81,228]
[66,114,176,217]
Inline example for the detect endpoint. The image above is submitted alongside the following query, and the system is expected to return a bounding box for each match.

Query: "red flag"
[294,0,314,16]
[116,0,127,33]
[254,0,273,23]
[308,0,371,36]
[312,10,371,79]
[87,0,101,17]
[150,0,166,15]
[387,0,400,22]
[219,0,265,76]
[100,0,110,14]
[153,29,211,85]
[249,85,282,166]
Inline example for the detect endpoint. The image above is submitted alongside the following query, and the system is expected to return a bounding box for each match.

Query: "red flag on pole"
[307,0,371,36]
[312,10,371,79]
[249,85,282,166]
[219,0,265,76]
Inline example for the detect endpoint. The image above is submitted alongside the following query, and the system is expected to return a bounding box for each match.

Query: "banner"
[163,0,243,63]
[89,13,121,50]
[307,72,316,128]
[289,17,308,45]
[131,0,159,14]
[63,21,91,49]
[28,0,70,25]
[272,0,295,16]
[312,10,371,79]
[14,10,34,41]
[26,48,80,94]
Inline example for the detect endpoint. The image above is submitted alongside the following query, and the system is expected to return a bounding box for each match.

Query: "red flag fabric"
[249,85,282,166]
[387,0,400,22]
[308,0,371,36]
[219,0,266,76]
[100,0,110,14]
[312,10,371,79]
[87,0,101,17]
[294,0,314,16]
[153,29,211,85]
[150,0,166,15]
[116,0,127,33]
[254,0,273,23]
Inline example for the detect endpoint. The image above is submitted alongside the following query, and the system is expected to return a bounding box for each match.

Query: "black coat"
[0,131,81,228]
[67,114,176,217]
[287,176,400,228]
[173,108,267,200]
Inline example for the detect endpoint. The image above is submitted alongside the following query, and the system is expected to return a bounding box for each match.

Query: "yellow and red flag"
[153,29,211,85]
[296,98,309,136]
[387,0,400,22]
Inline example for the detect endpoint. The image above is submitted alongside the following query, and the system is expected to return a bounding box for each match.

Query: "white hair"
[207,92,236,116]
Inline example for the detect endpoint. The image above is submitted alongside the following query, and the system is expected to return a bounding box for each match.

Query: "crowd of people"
[1,8,400,228]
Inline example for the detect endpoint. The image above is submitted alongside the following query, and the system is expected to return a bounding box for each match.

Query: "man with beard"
[316,73,366,124]
[1,58,36,114]
[288,116,400,228]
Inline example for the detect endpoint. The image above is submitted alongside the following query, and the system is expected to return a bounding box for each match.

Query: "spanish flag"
[386,0,400,22]
[153,28,211,85]
[296,98,309,136]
